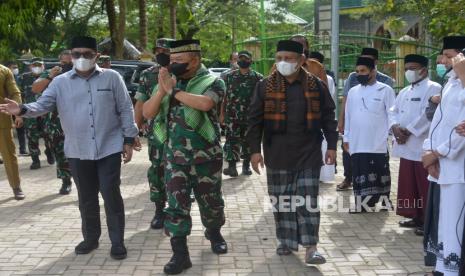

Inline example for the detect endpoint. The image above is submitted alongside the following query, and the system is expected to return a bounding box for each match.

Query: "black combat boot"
[205,228,228,254]
[222,161,238,177]
[163,236,192,275]
[59,178,72,195]
[242,159,252,176]
[45,148,55,165]
[150,201,165,229]
[30,155,41,170]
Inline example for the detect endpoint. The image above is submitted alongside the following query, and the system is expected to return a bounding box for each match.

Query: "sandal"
[305,251,326,265]
[276,244,292,255]
[336,179,352,191]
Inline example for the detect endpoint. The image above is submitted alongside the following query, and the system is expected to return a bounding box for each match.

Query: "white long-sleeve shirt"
[423,73,465,185]
[389,78,441,161]
[343,81,396,155]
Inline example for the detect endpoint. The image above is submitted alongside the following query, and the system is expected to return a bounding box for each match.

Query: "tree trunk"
[139,0,147,50]
[156,1,165,39]
[105,0,117,56]
[169,0,176,39]
[114,0,126,59]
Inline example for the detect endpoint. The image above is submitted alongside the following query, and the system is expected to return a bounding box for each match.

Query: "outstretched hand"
[0,98,21,116]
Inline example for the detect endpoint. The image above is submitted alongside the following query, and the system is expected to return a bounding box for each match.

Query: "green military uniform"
[18,71,52,159]
[135,64,166,203]
[157,65,226,237]
[39,69,72,180]
[223,69,263,162]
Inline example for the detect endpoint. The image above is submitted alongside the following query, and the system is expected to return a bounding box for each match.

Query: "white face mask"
[405,69,422,83]
[12,68,19,75]
[73,57,95,71]
[276,61,299,76]
[31,67,43,75]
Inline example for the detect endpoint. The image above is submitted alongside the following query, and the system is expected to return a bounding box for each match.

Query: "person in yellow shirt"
[0,64,24,200]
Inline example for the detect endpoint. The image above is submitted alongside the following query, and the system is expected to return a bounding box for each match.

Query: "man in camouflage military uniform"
[31,50,73,195]
[18,58,54,170]
[221,50,263,177]
[143,39,227,275]
[134,38,172,230]
[98,55,111,69]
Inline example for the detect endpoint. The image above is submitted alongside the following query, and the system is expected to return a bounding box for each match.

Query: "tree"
[105,0,126,58]
[139,0,148,50]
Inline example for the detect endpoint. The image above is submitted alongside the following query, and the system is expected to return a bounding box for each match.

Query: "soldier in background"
[31,50,74,195]
[98,55,111,69]
[134,38,173,230]
[18,58,54,169]
[7,60,28,156]
[221,50,263,177]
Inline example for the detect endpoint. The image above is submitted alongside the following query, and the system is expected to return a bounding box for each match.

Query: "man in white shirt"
[343,56,396,213]
[422,35,465,276]
[390,54,441,235]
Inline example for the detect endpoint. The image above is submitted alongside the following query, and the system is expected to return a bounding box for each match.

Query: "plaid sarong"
[266,167,320,251]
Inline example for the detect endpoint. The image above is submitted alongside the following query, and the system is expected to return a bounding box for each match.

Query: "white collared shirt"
[390,78,441,161]
[423,74,465,184]
[344,81,396,154]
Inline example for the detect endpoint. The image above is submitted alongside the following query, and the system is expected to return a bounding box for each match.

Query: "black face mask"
[169,62,190,77]
[156,53,170,67]
[356,74,371,85]
[237,60,251,69]
[61,63,73,73]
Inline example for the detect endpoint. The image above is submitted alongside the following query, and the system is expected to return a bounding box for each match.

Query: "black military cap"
[404,54,428,67]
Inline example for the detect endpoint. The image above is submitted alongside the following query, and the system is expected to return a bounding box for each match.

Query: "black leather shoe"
[30,155,41,170]
[399,219,420,228]
[242,159,252,176]
[223,161,238,177]
[205,228,228,254]
[59,178,72,195]
[45,149,55,165]
[164,237,192,275]
[75,240,99,254]
[415,226,424,236]
[0,158,3,164]
[110,244,127,260]
[150,202,165,229]
[13,187,25,200]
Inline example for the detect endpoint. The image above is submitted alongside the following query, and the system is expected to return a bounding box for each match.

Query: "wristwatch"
[172,88,181,98]
[18,104,28,116]
[46,76,53,81]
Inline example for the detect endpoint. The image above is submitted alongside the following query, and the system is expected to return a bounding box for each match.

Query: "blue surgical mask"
[436,64,447,78]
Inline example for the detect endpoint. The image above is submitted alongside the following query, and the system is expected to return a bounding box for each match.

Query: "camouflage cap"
[238,50,252,59]
[30,57,44,65]
[155,38,175,49]
[98,55,111,62]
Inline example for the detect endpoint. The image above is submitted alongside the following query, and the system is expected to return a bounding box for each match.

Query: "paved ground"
[0,140,431,276]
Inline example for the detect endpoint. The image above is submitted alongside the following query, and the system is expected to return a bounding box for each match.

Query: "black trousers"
[16,126,26,153]
[341,143,352,182]
[68,153,125,245]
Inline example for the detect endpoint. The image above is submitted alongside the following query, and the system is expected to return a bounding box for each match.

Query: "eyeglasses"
[71,51,96,59]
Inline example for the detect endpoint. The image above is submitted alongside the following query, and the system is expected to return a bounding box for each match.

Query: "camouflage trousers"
[223,122,250,162]
[43,113,72,180]
[164,159,226,237]
[24,116,51,157]
[147,141,166,203]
